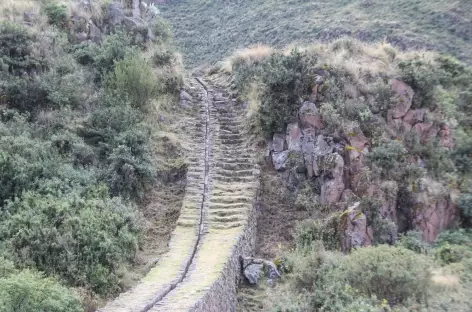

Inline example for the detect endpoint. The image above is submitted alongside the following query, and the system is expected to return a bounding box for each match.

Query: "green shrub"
[0,23,40,74]
[0,268,83,312]
[93,33,136,80]
[435,229,472,247]
[435,244,472,265]
[0,133,55,204]
[152,47,175,67]
[106,145,156,200]
[1,188,140,295]
[295,218,339,251]
[105,56,157,110]
[334,245,431,305]
[458,193,472,223]
[397,231,431,254]
[44,2,68,28]
[238,49,316,136]
[369,140,406,177]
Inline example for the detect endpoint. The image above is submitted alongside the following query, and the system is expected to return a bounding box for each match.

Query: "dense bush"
[0,23,41,74]
[435,228,472,246]
[233,49,316,136]
[274,244,430,311]
[1,188,140,294]
[335,246,431,305]
[458,193,472,223]
[44,2,68,28]
[369,140,407,177]
[93,33,137,80]
[0,0,182,305]
[0,258,82,312]
[435,244,472,265]
[295,218,339,251]
[105,56,157,110]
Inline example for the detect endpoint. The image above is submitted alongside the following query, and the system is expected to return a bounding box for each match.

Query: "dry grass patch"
[0,0,41,22]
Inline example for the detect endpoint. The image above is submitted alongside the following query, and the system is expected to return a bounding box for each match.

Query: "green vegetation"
[267,227,472,311]
[224,38,472,310]
[0,1,182,310]
[160,0,472,67]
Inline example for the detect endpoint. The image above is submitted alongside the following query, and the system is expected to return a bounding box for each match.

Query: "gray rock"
[180,90,193,101]
[123,16,146,29]
[286,123,302,151]
[88,22,102,43]
[23,12,35,24]
[132,0,140,18]
[272,133,286,152]
[75,32,88,43]
[107,3,124,25]
[299,101,324,130]
[264,261,281,279]
[272,151,302,172]
[244,263,264,285]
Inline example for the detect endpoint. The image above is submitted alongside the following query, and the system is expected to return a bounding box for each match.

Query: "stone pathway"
[99,77,259,312]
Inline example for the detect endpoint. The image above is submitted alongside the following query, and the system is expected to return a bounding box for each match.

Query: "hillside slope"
[160,0,472,67]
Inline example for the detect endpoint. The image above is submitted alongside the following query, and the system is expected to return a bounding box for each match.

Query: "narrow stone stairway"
[98,77,259,312]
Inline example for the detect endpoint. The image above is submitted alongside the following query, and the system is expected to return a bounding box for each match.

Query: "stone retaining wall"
[190,194,258,312]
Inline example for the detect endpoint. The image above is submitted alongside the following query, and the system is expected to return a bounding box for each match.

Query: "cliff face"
[264,73,457,246]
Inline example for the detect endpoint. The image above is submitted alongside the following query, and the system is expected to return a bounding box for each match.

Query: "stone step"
[215,162,255,170]
[209,214,247,223]
[215,168,254,177]
[210,195,251,204]
[210,221,244,229]
[210,208,248,217]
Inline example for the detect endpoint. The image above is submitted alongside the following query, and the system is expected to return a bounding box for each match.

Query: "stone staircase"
[98,77,259,312]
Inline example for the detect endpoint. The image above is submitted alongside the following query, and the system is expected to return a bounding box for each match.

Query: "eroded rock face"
[286,123,302,151]
[410,180,458,242]
[272,133,286,152]
[340,202,372,252]
[299,101,324,130]
[265,78,458,244]
[389,79,414,119]
[272,151,303,171]
[107,3,125,25]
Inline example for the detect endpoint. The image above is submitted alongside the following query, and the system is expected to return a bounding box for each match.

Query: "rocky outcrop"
[389,79,414,119]
[66,1,162,46]
[265,77,458,244]
[299,101,324,131]
[340,202,372,252]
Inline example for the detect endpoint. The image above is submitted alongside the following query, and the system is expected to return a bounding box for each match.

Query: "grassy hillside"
[160,0,472,67]
[0,1,185,311]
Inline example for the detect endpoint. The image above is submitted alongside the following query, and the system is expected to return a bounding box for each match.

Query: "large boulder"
[389,79,414,119]
[403,109,426,125]
[244,263,263,285]
[321,178,345,205]
[272,151,303,171]
[242,257,281,285]
[299,101,324,130]
[272,133,286,152]
[107,2,125,25]
[286,123,302,151]
[345,125,369,161]
[439,124,454,149]
[411,180,458,242]
[88,22,102,43]
[340,202,372,252]
[320,153,345,204]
